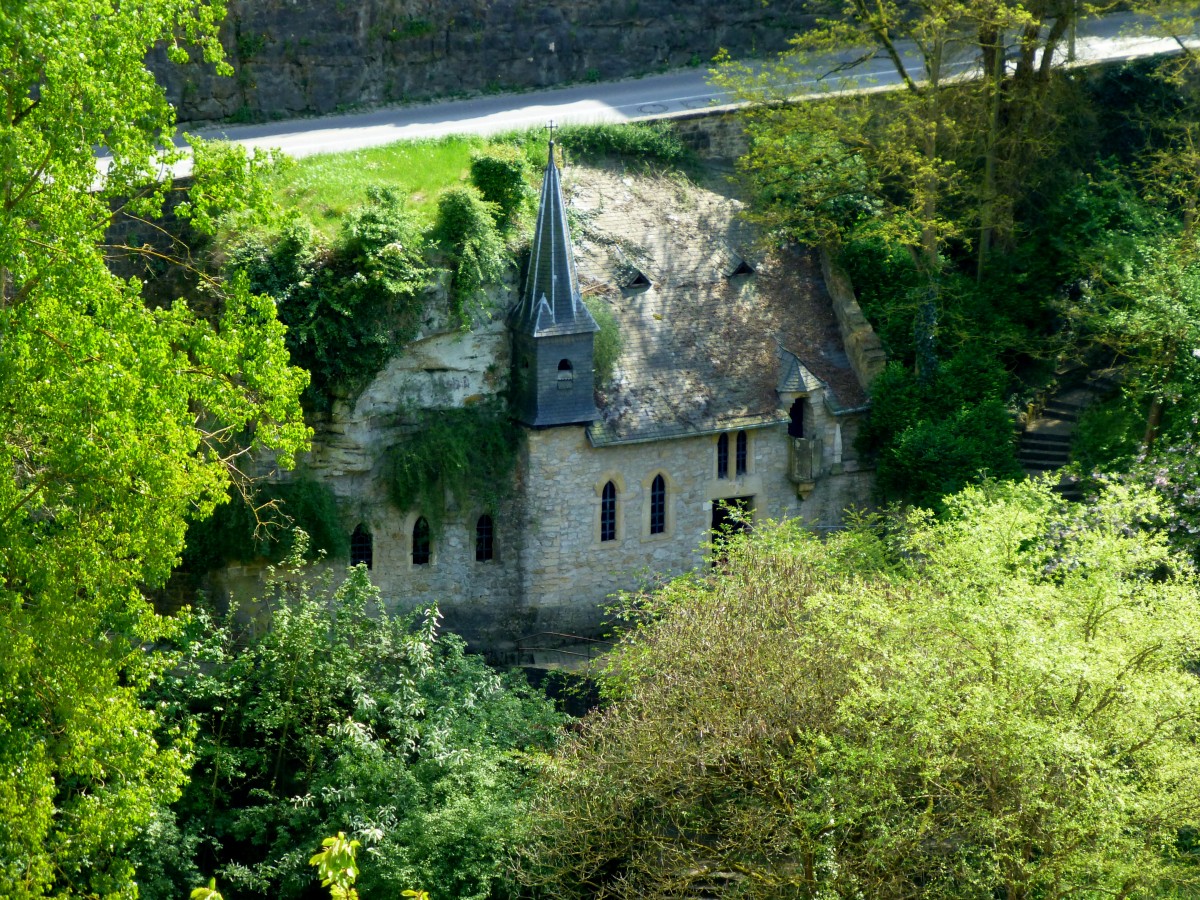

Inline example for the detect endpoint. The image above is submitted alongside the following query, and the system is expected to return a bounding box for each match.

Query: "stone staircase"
[1016,371,1120,501]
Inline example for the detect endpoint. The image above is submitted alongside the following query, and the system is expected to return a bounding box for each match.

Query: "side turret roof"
[512,142,599,338]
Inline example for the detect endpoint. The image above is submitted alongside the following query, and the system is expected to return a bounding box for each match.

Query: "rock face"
[150,0,815,124]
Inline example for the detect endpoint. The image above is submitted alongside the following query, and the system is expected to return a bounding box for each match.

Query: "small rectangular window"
[476,515,494,562]
[736,431,748,476]
[601,481,617,542]
[650,475,666,535]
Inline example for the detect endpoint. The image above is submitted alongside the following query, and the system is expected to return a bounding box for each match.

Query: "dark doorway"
[711,496,754,538]
[788,398,806,438]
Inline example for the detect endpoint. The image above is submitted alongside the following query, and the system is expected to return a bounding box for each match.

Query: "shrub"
[554,122,691,166]
[433,186,509,326]
[228,190,431,407]
[469,144,535,229]
[584,296,622,386]
[520,481,1200,900]
[139,540,565,900]
[859,354,1021,507]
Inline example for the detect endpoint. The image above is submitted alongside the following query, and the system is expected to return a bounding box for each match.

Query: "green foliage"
[178,137,294,238]
[181,475,347,571]
[229,189,432,406]
[433,186,509,326]
[191,878,225,900]
[521,480,1200,899]
[388,402,521,531]
[553,121,691,166]
[469,144,535,229]
[1071,394,1145,476]
[737,107,882,248]
[584,296,623,386]
[0,1,311,896]
[310,833,360,900]
[139,541,565,900]
[859,355,1021,507]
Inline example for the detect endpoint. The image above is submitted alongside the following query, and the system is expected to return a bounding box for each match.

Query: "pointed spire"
[513,140,598,337]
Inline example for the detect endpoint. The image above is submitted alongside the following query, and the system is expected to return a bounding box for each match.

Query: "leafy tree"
[714,0,1097,278]
[858,354,1022,506]
[142,536,565,900]
[520,480,1200,899]
[1074,239,1200,446]
[0,1,309,896]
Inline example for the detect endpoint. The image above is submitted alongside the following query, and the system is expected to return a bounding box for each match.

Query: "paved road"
[124,11,1193,177]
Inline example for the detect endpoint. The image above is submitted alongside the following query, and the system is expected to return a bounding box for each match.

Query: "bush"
[433,186,509,326]
[520,481,1200,900]
[554,122,691,166]
[469,144,535,229]
[139,540,566,900]
[584,296,622,386]
[859,354,1021,507]
[228,190,432,407]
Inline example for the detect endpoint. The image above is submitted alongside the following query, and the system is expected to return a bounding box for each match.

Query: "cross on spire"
[546,119,557,144]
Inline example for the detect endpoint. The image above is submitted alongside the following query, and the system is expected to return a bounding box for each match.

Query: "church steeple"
[511,139,599,427]
[513,141,599,337]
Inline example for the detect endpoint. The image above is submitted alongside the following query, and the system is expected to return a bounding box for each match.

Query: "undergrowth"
[181,475,346,571]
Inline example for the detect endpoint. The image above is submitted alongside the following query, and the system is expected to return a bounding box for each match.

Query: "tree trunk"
[978,26,1004,281]
[1143,397,1164,449]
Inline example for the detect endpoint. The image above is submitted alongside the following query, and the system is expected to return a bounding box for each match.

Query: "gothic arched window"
[717,433,729,479]
[350,524,373,570]
[650,474,666,535]
[736,431,748,476]
[601,481,617,542]
[412,517,431,565]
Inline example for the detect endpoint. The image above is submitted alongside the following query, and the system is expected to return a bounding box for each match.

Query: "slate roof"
[511,142,599,338]
[561,167,868,447]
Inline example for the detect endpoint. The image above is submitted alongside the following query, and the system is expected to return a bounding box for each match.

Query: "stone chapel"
[217,142,885,665]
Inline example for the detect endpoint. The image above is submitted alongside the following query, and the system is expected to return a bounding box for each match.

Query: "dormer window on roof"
[727,255,755,277]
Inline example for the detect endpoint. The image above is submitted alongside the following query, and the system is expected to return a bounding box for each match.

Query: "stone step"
[1020,431,1072,445]
[1040,405,1081,422]
[1019,456,1071,470]
[1023,460,1067,472]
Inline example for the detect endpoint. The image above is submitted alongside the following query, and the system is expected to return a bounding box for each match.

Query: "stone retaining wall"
[151,0,816,125]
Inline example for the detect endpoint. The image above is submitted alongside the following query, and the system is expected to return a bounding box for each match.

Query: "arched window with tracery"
[350,524,373,570]
[601,481,617,542]
[736,430,748,476]
[412,517,431,565]
[717,433,729,479]
[476,514,495,562]
[650,474,666,535]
